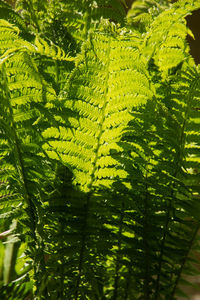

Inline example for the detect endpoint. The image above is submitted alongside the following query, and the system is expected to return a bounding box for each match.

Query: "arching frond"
[143,0,200,73]
[43,26,154,192]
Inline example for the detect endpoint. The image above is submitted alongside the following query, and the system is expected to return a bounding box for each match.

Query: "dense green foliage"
[0,0,200,299]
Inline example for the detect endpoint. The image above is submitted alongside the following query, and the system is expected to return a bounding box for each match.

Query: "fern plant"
[0,0,200,299]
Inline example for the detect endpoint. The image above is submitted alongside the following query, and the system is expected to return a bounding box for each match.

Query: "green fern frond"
[17,0,126,45]
[143,0,200,75]
[15,0,48,32]
[0,23,57,297]
[43,27,154,192]
[149,64,200,299]
[0,20,74,65]
[0,1,200,299]
[41,25,154,299]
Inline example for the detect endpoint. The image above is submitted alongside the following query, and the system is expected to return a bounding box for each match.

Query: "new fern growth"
[0,0,200,299]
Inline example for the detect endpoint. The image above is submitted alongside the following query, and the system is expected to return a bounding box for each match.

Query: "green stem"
[124,264,132,300]
[74,196,90,300]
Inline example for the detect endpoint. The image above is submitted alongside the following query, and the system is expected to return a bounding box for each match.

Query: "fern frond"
[0,23,57,297]
[149,64,200,299]
[0,20,74,65]
[41,24,155,299]
[143,0,200,74]
[17,0,126,46]
[0,1,200,299]
[43,27,154,192]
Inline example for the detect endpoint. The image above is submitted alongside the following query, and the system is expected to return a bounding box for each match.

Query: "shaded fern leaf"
[148,64,200,299]
[0,21,57,298]
[105,57,200,298]
[0,0,26,32]
[34,35,75,61]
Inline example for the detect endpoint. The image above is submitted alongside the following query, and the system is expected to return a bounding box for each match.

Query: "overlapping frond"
[0,20,73,64]
[149,64,200,300]
[41,24,154,299]
[104,62,200,299]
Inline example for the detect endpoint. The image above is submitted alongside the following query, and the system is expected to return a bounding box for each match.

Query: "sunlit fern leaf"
[43,25,154,193]
[0,20,21,55]
[143,0,200,75]
[0,17,75,97]
[0,20,74,66]
[41,24,155,299]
